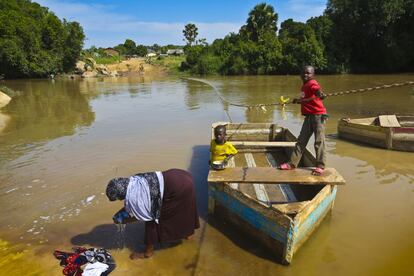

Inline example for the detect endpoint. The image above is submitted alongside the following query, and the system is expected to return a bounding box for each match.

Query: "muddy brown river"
[0,74,413,275]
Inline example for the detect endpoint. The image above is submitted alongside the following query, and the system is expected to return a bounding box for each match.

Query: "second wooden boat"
[337,115,414,152]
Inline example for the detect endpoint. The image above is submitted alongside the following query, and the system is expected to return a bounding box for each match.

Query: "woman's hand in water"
[113,207,129,224]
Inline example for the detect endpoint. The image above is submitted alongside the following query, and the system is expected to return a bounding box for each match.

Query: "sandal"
[279,163,294,170]
[312,167,324,176]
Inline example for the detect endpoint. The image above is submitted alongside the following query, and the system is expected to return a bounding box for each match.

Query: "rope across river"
[184,77,414,109]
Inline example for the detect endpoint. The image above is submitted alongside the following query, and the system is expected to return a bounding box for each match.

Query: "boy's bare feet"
[185,234,194,241]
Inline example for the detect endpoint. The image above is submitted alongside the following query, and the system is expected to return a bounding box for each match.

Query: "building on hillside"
[125,55,139,59]
[103,48,120,57]
[146,53,157,58]
[166,49,184,56]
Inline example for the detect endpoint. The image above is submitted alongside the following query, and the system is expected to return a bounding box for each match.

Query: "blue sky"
[36,0,327,48]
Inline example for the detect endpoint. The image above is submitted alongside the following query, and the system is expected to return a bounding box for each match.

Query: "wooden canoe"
[337,115,414,152]
[207,122,345,264]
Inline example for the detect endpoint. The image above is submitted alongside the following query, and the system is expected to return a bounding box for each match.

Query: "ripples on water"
[0,75,413,275]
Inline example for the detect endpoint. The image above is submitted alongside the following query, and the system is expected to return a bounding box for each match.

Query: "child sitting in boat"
[210,125,238,168]
[279,65,327,175]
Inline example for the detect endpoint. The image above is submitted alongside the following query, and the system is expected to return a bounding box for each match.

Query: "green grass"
[0,85,21,97]
[152,56,186,74]
[93,55,122,65]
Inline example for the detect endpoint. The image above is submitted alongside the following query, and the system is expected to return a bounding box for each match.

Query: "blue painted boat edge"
[292,186,337,250]
[209,186,288,245]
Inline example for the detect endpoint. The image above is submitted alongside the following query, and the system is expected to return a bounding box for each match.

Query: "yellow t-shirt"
[210,140,238,162]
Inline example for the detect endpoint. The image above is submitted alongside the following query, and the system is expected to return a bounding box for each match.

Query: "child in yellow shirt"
[210,125,238,165]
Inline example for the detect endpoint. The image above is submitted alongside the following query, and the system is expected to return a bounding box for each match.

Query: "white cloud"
[283,0,326,22]
[36,0,242,47]
[35,0,326,47]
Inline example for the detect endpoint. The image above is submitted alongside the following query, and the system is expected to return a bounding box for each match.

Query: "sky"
[35,0,327,48]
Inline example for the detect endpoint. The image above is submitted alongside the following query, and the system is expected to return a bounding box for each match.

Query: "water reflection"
[331,139,414,184]
[0,80,95,164]
[184,79,223,110]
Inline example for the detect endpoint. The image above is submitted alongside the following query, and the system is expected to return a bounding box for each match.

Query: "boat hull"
[338,116,414,152]
[208,122,339,264]
[208,183,336,264]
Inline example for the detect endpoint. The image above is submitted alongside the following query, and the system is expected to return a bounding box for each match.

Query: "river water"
[0,74,413,275]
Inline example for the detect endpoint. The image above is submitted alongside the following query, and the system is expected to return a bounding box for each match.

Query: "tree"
[307,15,338,72]
[62,21,85,72]
[0,0,84,78]
[136,45,148,57]
[197,38,208,46]
[183,23,198,46]
[279,19,326,73]
[150,43,161,53]
[326,0,413,72]
[123,39,137,55]
[114,44,127,55]
[240,3,278,42]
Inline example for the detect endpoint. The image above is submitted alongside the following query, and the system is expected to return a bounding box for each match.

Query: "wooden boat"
[337,115,414,152]
[207,122,345,264]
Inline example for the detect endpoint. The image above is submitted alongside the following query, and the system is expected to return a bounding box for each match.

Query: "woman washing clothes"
[106,168,199,259]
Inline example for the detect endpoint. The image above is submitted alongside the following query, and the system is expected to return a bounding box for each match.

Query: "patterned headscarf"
[106,177,130,201]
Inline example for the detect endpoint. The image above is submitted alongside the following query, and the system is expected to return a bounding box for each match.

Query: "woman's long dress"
[144,169,200,244]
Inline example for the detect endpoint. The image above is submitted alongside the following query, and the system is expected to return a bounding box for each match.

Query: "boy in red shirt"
[279,65,327,175]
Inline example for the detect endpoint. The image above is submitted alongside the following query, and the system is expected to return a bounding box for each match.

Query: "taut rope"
[326,81,414,97]
[184,78,414,110]
[184,78,234,121]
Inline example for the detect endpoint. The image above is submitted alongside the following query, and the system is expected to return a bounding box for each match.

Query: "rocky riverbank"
[72,57,167,78]
[0,90,11,134]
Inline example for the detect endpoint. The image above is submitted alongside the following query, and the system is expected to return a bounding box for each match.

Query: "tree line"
[1,0,413,78]
[0,0,85,78]
[85,40,183,57]
[181,1,414,75]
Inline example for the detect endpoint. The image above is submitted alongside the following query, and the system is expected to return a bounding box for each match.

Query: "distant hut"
[146,53,157,58]
[103,48,120,57]
[166,49,184,56]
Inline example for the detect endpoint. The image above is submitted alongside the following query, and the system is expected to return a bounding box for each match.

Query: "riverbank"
[105,57,166,77]
[0,90,11,134]
[66,56,186,79]
[105,56,186,77]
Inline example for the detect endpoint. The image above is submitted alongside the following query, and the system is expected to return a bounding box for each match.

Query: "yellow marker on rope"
[279,96,290,108]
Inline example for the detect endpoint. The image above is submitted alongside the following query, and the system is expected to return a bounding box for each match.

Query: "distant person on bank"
[106,168,200,259]
[279,65,328,175]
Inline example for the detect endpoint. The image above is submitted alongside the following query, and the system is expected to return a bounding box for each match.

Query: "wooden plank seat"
[231,141,297,147]
[208,167,346,185]
[379,115,401,127]
[224,153,297,205]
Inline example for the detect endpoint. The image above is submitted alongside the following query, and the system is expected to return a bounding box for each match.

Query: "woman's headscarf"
[106,177,130,201]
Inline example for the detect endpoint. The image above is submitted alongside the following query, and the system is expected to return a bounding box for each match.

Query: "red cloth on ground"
[300,79,327,115]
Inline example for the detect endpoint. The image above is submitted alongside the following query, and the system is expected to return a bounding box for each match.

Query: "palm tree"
[183,23,199,46]
[243,3,278,42]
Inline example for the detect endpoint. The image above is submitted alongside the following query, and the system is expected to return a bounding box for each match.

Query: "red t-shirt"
[300,79,327,115]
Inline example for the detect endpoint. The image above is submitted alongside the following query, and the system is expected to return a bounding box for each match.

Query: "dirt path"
[106,57,167,77]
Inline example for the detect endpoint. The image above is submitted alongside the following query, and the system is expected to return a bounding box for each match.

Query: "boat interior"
[215,123,326,216]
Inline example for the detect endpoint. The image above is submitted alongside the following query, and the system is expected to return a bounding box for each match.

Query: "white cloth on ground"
[82,262,109,276]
